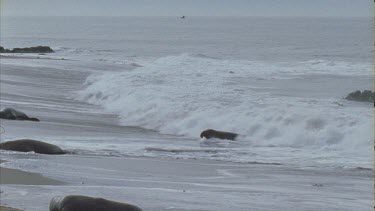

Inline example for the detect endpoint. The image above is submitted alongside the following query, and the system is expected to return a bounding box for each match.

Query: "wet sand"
[0,166,63,185]
[0,206,23,211]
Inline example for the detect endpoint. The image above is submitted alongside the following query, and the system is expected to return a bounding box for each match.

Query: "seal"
[0,108,40,121]
[0,139,65,155]
[49,195,143,211]
[200,129,238,140]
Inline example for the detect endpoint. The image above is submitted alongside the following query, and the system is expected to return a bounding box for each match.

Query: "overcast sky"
[0,0,373,17]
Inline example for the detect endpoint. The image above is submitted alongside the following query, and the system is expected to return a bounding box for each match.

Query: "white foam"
[76,54,372,158]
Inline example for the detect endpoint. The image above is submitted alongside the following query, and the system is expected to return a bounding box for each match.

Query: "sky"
[0,0,373,17]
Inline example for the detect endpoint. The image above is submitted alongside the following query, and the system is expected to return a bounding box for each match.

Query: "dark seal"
[0,139,65,155]
[50,195,143,211]
[200,129,238,140]
[0,108,40,121]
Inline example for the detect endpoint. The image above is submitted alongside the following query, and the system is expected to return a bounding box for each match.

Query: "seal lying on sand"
[200,129,238,140]
[49,195,143,211]
[0,108,40,121]
[0,139,65,155]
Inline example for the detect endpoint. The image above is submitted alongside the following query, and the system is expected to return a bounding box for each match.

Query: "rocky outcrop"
[345,90,374,103]
[0,46,54,53]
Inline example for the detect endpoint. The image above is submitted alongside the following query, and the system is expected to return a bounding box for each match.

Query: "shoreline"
[0,54,67,60]
[0,206,23,211]
[0,166,64,185]
[1,159,63,185]
[1,153,372,211]
[0,56,373,210]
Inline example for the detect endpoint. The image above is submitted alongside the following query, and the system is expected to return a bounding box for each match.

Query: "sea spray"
[76,54,372,154]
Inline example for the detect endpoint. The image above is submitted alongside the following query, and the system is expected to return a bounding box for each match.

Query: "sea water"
[0,16,373,169]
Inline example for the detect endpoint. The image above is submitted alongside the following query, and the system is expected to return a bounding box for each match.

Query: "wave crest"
[75,53,371,152]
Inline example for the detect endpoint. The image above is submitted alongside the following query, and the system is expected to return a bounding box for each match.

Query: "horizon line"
[1,15,372,18]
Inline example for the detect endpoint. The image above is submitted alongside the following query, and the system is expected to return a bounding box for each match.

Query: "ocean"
[0,16,373,169]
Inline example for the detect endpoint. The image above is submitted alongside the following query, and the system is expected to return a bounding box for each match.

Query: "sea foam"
[76,54,372,154]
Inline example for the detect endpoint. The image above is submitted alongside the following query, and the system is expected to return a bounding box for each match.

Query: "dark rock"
[11,46,54,53]
[0,46,54,53]
[50,195,143,211]
[0,139,65,155]
[0,108,40,122]
[200,129,238,140]
[345,90,374,102]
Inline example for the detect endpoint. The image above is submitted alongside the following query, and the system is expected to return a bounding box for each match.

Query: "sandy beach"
[0,161,61,211]
[0,57,373,211]
[0,206,23,211]
[0,166,63,185]
[1,154,373,211]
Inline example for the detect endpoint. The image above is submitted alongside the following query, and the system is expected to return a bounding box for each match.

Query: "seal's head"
[200,129,215,139]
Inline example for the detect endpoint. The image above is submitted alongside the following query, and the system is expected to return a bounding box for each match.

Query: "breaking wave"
[76,54,372,154]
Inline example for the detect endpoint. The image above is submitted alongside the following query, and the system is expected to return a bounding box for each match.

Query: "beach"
[0,16,373,210]
[0,57,373,211]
